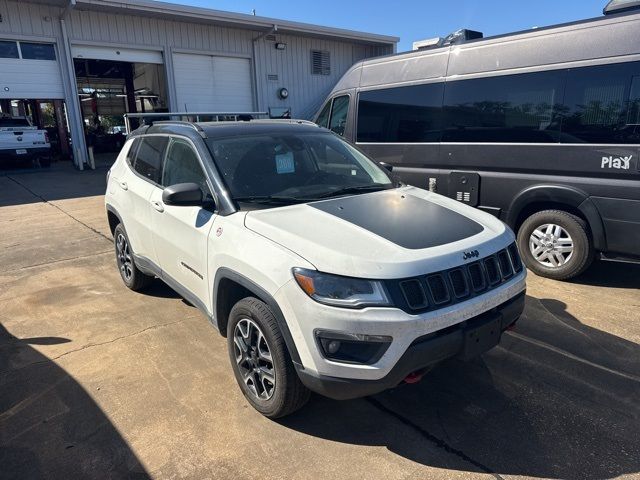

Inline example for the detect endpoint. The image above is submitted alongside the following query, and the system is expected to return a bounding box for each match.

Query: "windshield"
[206,131,393,203]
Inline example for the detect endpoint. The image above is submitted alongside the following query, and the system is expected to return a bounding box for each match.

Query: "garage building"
[0,0,397,169]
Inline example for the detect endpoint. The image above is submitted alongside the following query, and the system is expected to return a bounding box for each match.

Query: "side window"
[442,70,564,143]
[162,138,211,196]
[125,138,140,166]
[315,101,331,128]
[562,62,639,144]
[329,95,349,136]
[357,84,444,142]
[134,136,167,184]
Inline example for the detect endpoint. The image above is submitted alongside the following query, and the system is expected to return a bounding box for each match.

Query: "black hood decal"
[310,191,484,250]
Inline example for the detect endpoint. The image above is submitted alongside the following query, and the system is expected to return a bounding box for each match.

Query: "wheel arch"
[213,268,302,366]
[506,184,606,252]
[106,204,122,237]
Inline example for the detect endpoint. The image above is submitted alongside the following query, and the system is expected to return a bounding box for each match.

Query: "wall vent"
[265,34,277,42]
[311,50,330,75]
[267,74,279,81]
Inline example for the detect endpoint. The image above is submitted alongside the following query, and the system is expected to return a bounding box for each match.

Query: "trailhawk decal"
[601,155,632,170]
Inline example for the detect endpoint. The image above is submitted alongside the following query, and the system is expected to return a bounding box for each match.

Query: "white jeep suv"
[105,119,526,418]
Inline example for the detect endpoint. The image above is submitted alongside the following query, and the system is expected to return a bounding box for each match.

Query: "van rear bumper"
[296,291,525,400]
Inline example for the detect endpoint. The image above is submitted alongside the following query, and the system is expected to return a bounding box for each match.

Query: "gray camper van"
[314,0,640,280]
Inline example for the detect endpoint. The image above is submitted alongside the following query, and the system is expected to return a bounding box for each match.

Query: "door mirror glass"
[162,183,204,207]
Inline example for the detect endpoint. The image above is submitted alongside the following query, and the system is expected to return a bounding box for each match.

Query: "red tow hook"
[404,371,424,384]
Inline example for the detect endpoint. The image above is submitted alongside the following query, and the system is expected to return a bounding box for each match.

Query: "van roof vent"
[604,0,640,14]
[412,37,442,51]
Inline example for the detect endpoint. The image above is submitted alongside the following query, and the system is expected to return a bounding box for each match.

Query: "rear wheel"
[113,224,153,291]
[517,209,593,280]
[227,297,310,418]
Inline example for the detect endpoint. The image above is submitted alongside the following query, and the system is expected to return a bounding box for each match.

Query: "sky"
[163,0,610,52]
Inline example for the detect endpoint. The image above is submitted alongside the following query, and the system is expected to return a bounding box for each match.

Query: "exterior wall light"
[275,42,287,50]
[278,88,289,99]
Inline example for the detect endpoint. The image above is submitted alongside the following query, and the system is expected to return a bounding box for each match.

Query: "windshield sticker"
[276,151,295,174]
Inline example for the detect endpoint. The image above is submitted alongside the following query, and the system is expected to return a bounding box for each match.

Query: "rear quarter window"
[133,136,167,184]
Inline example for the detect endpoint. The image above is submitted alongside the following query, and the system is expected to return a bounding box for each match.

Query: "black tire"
[517,209,594,280]
[227,297,310,418]
[113,223,153,291]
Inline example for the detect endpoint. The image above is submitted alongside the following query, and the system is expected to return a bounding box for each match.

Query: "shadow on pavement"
[0,323,149,480]
[0,165,107,208]
[281,295,640,480]
[571,259,640,289]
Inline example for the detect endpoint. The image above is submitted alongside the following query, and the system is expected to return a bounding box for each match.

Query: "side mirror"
[380,162,394,173]
[162,182,203,207]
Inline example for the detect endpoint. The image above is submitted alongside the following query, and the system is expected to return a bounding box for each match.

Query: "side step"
[600,252,640,265]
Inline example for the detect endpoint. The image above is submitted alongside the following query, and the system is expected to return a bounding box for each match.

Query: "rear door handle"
[118,181,128,191]
[151,200,164,213]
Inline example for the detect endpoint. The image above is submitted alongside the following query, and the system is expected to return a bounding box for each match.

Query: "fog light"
[316,330,392,365]
[326,340,341,354]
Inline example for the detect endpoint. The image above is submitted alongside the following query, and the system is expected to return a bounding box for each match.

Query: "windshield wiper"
[233,195,304,205]
[314,185,389,199]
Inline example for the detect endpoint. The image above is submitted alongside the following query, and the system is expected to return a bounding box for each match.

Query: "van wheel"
[113,224,153,291]
[517,210,593,280]
[227,297,310,418]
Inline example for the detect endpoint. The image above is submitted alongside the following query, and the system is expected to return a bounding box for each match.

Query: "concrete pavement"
[1,166,639,479]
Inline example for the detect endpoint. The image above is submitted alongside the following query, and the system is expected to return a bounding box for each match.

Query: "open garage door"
[173,53,253,113]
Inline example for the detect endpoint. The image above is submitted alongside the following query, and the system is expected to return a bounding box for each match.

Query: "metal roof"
[33,0,398,45]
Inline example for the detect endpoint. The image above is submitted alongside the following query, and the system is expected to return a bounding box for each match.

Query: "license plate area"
[460,313,502,360]
[16,149,27,155]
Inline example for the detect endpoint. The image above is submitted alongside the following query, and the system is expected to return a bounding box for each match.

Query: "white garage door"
[173,53,253,113]
[0,41,64,99]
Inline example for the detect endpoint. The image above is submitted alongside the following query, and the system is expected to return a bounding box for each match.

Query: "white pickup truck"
[0,116,52,167]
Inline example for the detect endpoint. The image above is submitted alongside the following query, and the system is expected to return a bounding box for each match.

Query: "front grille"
[399,279,428,309]
[427,274,450,305]
[393,242,522,313]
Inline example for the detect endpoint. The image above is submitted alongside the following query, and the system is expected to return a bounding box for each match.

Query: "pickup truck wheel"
[517,210,594,280]
[227,297,310,418]
[113,224,153,291]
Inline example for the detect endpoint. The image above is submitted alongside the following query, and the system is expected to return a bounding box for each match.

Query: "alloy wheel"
[233,318,276,400]
[116,233,133,282]
[529,223,574,268]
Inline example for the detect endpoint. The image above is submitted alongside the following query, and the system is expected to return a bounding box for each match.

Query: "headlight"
[292,268,391,308]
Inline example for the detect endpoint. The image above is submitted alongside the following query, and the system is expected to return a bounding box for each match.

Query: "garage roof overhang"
[30,0,399,47]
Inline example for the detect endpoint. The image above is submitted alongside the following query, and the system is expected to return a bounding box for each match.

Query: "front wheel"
[227,297,310,418]
[517,209,594,280]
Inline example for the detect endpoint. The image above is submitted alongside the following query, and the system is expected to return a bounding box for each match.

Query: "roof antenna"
[251,9,256,15]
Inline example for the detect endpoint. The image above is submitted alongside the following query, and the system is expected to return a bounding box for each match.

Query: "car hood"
[244,186,513,279]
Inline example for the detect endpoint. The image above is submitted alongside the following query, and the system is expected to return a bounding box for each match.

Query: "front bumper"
[296,291,525,400]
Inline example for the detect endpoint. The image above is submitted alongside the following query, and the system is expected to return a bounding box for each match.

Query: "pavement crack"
[3,250,112,274]
[366,397,504,480]
[6,175,112,242]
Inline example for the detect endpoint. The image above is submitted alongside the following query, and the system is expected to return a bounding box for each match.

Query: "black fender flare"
[506,184,606,251]
[105,204,123,232]
[213,268,302,366]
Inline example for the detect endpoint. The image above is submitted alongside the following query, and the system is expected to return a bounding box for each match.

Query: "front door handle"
[151,200,164,213]
[119,181,128,191]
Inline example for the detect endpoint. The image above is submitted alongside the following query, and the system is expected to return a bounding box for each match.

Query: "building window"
[0,40,19,59]
[19,42,56,61]
[357,83,444,142]
[311,50,330,75]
